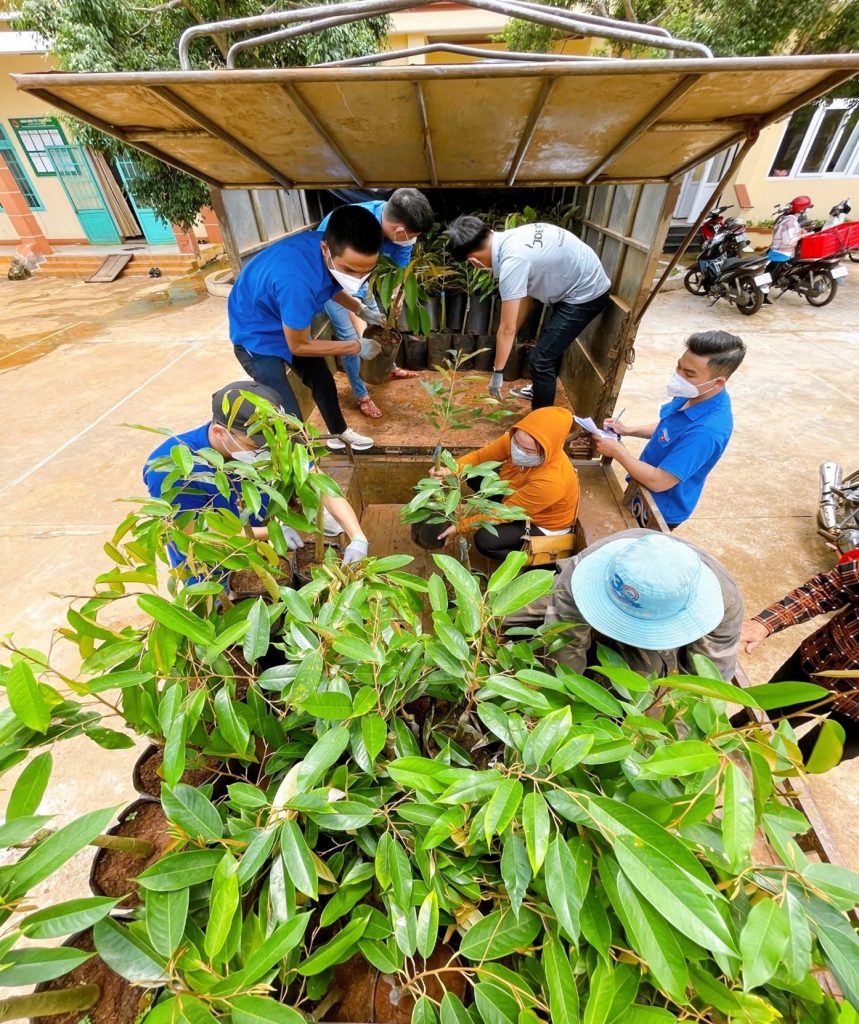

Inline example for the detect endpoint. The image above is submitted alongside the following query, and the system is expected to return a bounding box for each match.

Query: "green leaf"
[0,815,53,849]
[84,724,136,750]
[161,783,223,843]
[522,790,551,873]
[808,896,859,1007]
[739,897,790,990]
[332,635,379,664]
[301,691,354,720]
[10,805,117,899]
[551,734,595,775]
[722,762,755,872]
[432,554,483,616]
[243,598,270,663]
[297,916,368,975]
[389,840,413,908]
[583,959,615,1024]
[474,981,519,1024]
[137,594,215,645]
[0,946,93,987]
[556,667,623,716]
[522,706,572,769]
[479,676,552,711]
[545,836,586,943]
[231,995,307,1024]
[639,740,719,777]
[358,939,401,974]
[243,913,311,984]
[412,996,439,1024]
[296,725,350,790]
[204,855,240,959]
[136,849,224,891]
[484,778,523,845]
[20,896,119,940]
[660,674,760,707]
[416,890,439,959]
[614,835,737,957]
[783,891,812,983]
[5,661,51,732]
[6,751,52,819]
[487,551,529,593]
[362,714,387,764]
[803,862,859,909]
[280,821,318,899]
[214,686,251,754]
[500,834,531,920]
[742,681,830,709]
[440,992,471,1024]
[93,918,167,984]
[805,718,846,773]
[438,770,502,805]
[459,907,541,961]
[542,932,579,1024]
[588,664,651,694]
[146,888,189,959]
[489,570,555,617]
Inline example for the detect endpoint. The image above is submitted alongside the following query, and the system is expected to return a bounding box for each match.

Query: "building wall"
[0,51,88,243]
[725,118,859,226]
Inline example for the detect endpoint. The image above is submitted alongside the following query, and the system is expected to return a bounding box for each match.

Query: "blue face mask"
[510,437,543,468]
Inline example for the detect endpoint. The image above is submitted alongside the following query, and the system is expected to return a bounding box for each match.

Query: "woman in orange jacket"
[432,407,579,561]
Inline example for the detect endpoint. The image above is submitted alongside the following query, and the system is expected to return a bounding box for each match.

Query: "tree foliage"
[16,0,389,227]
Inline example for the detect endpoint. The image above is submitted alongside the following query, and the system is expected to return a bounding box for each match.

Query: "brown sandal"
[390,367,418,380]
[356,395,383,418]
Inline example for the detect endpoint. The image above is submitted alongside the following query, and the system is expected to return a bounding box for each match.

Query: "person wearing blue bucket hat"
[544,530,743,680]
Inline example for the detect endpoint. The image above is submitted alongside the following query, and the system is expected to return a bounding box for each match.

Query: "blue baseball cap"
[571,534,724,650]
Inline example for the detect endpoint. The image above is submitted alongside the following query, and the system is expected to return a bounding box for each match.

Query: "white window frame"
[768,99,859,180]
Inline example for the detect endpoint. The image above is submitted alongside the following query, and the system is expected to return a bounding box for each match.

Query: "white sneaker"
[322,508,343,537]
[509,384,533,401]
[327,427,374,451]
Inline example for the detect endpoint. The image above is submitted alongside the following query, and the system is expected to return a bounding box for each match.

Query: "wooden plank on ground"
[85,253,133,283]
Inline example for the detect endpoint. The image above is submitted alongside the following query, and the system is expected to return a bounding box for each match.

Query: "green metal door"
[45,144,121,244]
[114,156,175,244]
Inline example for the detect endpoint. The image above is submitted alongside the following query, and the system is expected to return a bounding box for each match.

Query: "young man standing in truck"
[596,330,746,530]
[447,214,611,409]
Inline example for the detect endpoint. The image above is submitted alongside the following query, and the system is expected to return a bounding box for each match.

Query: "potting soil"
[93,802,173,909]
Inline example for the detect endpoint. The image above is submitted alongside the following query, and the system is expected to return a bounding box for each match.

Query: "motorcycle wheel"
[736,276,764,316]
[849,249,859,264]
[683,268,707,295]
[804,269,837,307]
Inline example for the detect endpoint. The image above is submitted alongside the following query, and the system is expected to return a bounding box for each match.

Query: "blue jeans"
[324,297,377,400]
[530,290,611,408]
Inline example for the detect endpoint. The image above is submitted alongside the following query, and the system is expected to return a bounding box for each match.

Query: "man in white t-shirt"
[448,216,611,408]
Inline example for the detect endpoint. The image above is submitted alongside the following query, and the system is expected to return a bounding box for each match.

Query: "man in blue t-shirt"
[596,331,746,528]
[227,206,385,453]
[319,189,434,419]
[144,380,369,574]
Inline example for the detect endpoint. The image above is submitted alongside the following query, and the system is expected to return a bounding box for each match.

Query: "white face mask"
[510,437,544,468]
[391,228,415,247]
[468,256,489,270]
[222,429,266,464]
[324,247,371,295]
[666,370,718,400]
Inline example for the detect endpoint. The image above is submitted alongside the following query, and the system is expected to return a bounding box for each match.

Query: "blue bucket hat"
[571,534,724,650]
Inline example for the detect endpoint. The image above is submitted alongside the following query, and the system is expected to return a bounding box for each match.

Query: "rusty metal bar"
[149,85,294,188]
[512,0,673,39]
[651,120,752,132]
[281,84,365,188]
[23,86,223,188]
[584,74,703,184]
[320,43,606,66]
[634,133,757,325]
[507,78,555,186]
[412,81,437,188]
[580,219,650,254]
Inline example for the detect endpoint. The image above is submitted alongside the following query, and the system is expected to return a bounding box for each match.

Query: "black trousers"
[530,290,611,409]
[733,646,859,762]
[233,345,347,435]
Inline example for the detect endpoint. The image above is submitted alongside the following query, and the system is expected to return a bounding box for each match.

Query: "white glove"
[283,527,305,551]
[358,337,382,360]
[488,371,504,399]
[357,303,385,326]
[342,539,369,565]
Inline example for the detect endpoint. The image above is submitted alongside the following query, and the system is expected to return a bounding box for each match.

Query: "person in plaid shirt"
[741,550,859,760]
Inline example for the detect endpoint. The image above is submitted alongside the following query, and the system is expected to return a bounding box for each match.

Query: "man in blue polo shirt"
[596,331,746,528]
[318,190,434,419]
[227,205,385,452]
[144,381,369,574]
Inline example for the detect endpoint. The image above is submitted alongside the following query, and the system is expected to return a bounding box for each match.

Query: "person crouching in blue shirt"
[227,206,386,455]
[144,380,369,578]
[319,189,435,419]
[595,331,746,529]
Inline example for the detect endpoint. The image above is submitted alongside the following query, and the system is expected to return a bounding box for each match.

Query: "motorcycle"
[683,218,771,315]
[818,461,859,556]
[701,203,733,241]
[767,198,849,306]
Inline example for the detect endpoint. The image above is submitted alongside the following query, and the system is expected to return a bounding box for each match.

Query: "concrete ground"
[0,265,857,909]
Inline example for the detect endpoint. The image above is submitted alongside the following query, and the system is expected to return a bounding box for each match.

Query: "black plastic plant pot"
[464,294,491,334]
[472,337,495,372]
[502,340,523,381]
[518,300,544,342]
[294,543,342,587]
[360,326,402,385]
[426,332,453,369]
[89,797,164,908]
[402,334,428,371]
[30,924,153,1024]
[410,521,447,551]
[424,295,441,332]
[519,342,535,380]
[445,291,467,332]
[453,333,477,356]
